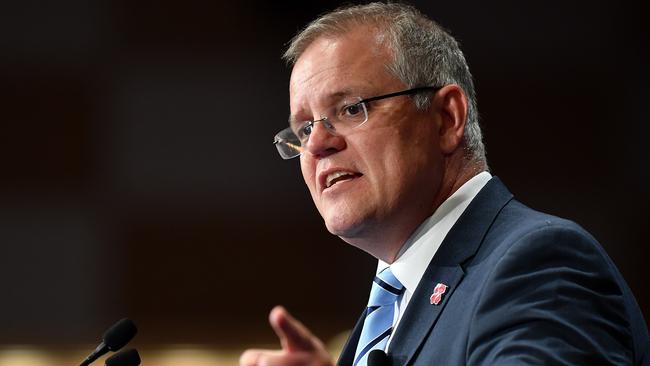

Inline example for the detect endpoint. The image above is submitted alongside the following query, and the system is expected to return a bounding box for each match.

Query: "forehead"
[289,27,396,108]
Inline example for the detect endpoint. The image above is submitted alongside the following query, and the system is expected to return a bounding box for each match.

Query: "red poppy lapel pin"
[430,283,448,305]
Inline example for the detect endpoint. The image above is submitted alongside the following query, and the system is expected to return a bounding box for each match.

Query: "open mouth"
[325,171,363,189]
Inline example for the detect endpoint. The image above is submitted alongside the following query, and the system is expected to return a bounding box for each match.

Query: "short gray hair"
[283,2,487,165]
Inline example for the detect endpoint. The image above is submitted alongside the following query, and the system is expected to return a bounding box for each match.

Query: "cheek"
[371,126,438,186]
[300,158,314,187]
[300,157,320,202]
[357,130,408,188]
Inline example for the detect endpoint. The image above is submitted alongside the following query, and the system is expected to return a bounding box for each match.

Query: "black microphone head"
[368,349,389,366]
[105,349,141,366]
[103,318,137,351]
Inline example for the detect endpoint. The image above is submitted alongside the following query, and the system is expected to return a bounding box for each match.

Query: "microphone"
[105,349,141,366]
[368,349,389,366]
[79,318,138,366]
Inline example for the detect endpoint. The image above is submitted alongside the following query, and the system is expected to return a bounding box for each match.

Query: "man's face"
[289,27,446,256]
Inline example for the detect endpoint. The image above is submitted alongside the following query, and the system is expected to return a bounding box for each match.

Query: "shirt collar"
[377,171,492,294]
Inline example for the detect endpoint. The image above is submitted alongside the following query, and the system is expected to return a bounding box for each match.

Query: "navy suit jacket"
[338,177,649,365]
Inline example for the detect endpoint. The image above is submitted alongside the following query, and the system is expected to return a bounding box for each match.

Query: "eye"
[343,103,363,116]
[296,121,313,141]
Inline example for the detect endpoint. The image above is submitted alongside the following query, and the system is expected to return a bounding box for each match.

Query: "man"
[241,3,649,365]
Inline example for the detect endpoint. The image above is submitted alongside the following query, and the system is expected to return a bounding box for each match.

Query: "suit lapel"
[388,265,464,365]
[336,177,514,366]
[337,308,366,366]
[388,177,514,365]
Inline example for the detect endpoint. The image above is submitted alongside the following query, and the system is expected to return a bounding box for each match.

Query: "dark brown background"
[1,0,648,347]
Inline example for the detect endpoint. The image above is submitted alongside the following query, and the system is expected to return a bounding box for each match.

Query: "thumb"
[269,306,320,353]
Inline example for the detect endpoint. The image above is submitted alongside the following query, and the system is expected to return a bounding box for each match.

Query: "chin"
[325,214,377,248]
[318,200,377,239]
[324,214,363,238]
[324,220,354,238]
[337,231,392,261]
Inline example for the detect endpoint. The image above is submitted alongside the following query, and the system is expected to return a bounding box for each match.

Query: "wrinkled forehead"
[290,27,391,80]
[288,28,394,111]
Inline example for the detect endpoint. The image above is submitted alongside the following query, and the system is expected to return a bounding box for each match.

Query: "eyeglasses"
[273,86,441,159]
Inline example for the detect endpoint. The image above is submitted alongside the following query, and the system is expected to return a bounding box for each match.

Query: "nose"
[303,119,346,158]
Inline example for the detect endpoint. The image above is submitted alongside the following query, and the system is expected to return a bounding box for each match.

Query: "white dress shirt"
[376,171,492,347]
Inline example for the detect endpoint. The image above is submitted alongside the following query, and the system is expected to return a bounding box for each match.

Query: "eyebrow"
[288,88,359,125]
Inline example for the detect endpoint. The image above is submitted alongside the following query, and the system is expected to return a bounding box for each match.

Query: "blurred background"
[1,0,648,365]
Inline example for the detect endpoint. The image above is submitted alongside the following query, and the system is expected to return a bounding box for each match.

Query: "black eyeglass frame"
[355,85,441,105]
[273,85,443,159]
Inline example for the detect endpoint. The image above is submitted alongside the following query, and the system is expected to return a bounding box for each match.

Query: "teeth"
[326,171,355,188]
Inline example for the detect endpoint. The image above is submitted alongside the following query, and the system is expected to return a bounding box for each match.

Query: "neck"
[347,155,485,263]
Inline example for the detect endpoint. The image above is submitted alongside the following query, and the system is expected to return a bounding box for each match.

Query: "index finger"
[269,306,317,353]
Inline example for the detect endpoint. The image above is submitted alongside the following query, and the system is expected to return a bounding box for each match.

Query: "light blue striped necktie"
[353,267,404,366]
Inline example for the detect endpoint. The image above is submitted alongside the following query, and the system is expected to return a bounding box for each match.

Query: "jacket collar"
[338,177,514,366]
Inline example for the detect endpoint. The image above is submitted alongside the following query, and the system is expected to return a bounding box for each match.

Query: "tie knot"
[368,267,404,307]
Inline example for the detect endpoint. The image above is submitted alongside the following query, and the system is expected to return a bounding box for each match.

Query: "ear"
[435,85,468,155]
